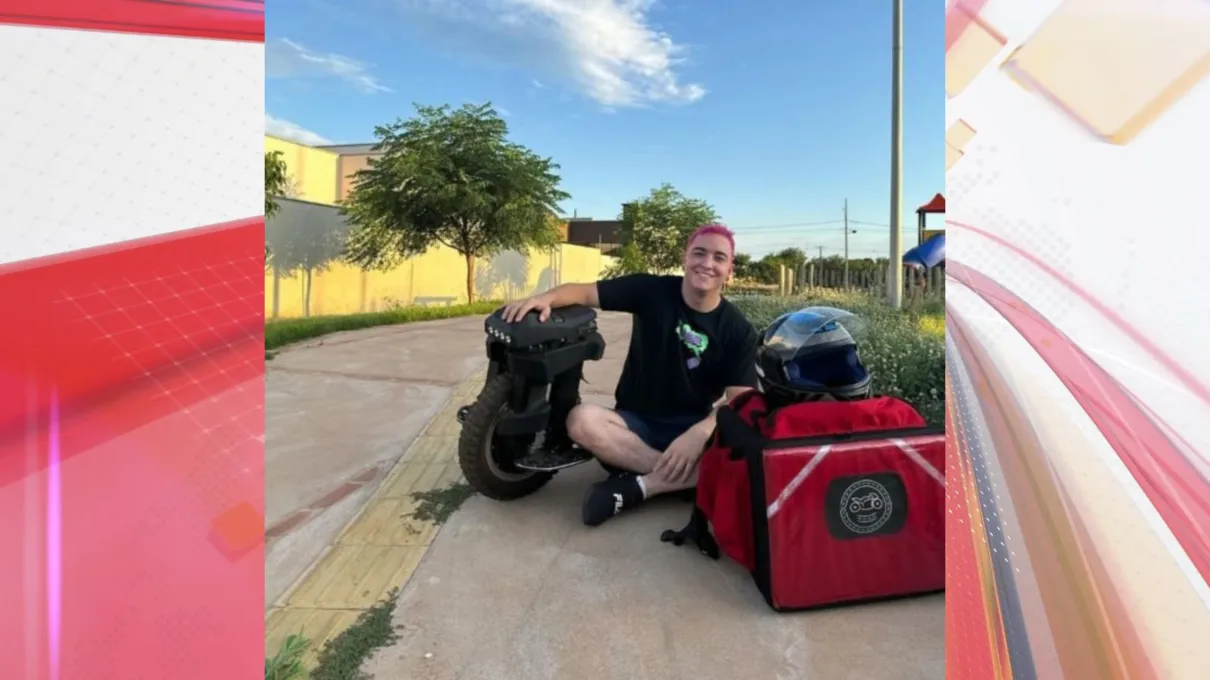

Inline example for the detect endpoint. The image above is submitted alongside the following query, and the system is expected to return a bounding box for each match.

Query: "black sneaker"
[581,474,645,526]
[514,432,592,471]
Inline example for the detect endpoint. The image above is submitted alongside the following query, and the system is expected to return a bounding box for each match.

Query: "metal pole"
[888,0,904,309]
[843,198,850,290]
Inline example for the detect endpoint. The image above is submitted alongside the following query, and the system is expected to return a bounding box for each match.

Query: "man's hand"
[654,421,713,485]
[502,293,555,323]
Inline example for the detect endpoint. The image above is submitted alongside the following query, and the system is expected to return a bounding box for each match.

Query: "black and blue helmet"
[755,306,872,402]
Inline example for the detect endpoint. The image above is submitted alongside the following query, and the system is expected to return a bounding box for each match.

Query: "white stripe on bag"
[766,445,832,519]
[890,437,946,486]
[765,435,946,518]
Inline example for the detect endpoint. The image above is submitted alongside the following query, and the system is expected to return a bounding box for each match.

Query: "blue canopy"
[904,233,945,269]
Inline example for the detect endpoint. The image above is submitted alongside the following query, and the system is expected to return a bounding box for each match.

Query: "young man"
[501,224,759,526]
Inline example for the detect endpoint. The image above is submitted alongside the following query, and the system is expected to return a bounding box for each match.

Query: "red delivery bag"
[661,389,945,611]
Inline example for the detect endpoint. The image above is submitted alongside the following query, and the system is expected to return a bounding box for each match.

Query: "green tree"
[603,243,649,278]
[266,205,348,318]
[620,184,719,273]
[731,252,753,280]
[265,151,289,219]
[341,103,569,303]
[265,150,290,268]
[767,247,807,272]
[778,247,807,268]
[750,256,781,284]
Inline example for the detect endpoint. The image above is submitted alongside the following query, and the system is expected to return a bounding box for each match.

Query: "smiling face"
[683,231,734,294]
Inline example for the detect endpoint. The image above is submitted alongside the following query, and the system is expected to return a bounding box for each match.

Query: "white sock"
[635,476,649,500]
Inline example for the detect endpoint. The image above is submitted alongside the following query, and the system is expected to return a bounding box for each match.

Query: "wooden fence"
[762,263,945,301]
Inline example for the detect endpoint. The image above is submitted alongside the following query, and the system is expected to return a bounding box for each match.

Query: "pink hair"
[686,223,736,261]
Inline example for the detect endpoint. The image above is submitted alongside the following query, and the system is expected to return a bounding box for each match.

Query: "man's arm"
[595,273,659,314]
[658,384,754,484]
[501,282,598,322]
[502,274,657,322]
[688,323,762,424]
[701,386,756,425]
[542,282,601,309]
[722,385,754,402]
[655,326,760,483]
[544,272,662,312]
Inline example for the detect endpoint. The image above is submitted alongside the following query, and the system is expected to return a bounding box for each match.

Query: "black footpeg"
[456,405,470,424]
[514,446,593,471]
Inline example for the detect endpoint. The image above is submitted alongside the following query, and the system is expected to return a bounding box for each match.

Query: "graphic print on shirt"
[675,321,709,370]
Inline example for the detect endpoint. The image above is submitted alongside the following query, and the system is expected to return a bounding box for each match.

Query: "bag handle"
[717,405,766,461]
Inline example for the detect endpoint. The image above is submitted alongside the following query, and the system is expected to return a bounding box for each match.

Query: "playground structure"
[915,193,945,247]
[905,193,946,271]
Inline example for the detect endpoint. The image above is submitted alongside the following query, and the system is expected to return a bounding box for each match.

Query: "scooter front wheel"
[457,375,554,500]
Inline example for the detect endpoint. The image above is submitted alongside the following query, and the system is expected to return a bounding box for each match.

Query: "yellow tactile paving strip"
[265,366,487,659]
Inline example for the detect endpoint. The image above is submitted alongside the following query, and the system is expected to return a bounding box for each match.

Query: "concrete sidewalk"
[364,465,944,680]
[264,312,945,678]
[264,315,492,609]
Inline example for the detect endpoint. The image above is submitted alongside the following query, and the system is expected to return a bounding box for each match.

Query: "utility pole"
[888,0,905,308]
[843,199,850,290]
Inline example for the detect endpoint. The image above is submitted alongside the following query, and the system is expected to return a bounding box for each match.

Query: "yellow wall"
[267,243,618,318]
[264,136,341,206]
[263,134,618,318]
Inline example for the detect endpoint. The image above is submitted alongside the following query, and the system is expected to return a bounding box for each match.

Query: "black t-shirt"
[597,274,759,419]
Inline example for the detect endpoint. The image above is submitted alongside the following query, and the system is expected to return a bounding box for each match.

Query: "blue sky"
[267,0,944,258]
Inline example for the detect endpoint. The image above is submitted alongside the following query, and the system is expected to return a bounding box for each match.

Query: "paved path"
[264,312,945,678]
[264,315,490,609]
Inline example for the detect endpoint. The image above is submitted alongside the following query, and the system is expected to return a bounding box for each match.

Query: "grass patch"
[409,481,476,524]
[265,633,311,680]
[265,590,402,680]
[309,589,402,680]
[266,300,503,351]
[730,289,945,426]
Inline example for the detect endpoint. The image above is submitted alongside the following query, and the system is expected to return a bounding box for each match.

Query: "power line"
[729,219,843,230]
[566,216,910,233]
[736,224,896,234]
[744,237,893,255]
[730,219,911,234]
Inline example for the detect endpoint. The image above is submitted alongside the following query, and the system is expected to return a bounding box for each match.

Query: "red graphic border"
[0,0,264,41]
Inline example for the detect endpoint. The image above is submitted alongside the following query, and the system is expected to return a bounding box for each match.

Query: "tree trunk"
[465,253,476,304]
[272,267,281,319]
[304,268,313,317]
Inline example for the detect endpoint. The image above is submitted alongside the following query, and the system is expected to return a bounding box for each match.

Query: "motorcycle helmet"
[755,306,872,403]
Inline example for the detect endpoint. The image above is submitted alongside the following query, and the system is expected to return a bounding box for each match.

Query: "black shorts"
[616,410,702,452]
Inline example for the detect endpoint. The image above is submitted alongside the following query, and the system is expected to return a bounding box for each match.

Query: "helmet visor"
[761,306,867,362]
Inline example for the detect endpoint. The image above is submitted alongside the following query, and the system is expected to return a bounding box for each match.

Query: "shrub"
[265,300,503,351]
[730,291,945,425]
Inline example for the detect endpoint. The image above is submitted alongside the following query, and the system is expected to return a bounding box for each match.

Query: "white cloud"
[404,0,706,107]
[265,114,333,146]
[266,38,392,94]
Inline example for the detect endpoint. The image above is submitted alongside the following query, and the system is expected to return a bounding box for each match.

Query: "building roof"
[316,143,380,155]
[916,193,946,214]
[567,219,624,245]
